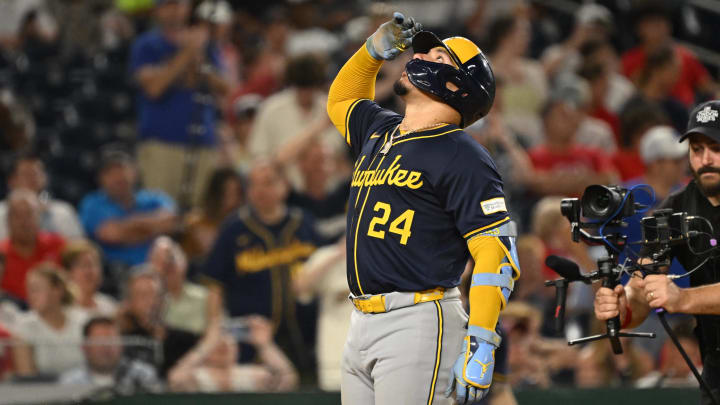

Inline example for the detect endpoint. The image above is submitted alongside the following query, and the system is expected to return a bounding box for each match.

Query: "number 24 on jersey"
[367,201,415,245]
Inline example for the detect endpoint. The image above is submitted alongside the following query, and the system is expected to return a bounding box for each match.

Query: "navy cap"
[680,100,720,143]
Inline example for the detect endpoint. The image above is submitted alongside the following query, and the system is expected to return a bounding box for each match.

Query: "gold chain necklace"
[380,123,448,155]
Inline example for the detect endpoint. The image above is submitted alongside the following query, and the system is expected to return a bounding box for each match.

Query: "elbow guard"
[467,220,521,310]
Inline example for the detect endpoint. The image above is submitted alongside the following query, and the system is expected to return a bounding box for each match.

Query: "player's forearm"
[257,342,299,390]
[678,283,720,315]
[137,46,197,99]
[327,45,383,133]
[467,236,510,330]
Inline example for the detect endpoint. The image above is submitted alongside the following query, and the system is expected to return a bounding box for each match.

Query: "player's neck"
[401,99,460,132]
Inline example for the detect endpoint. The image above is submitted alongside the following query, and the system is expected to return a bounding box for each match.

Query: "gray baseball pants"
[341,288,467,405]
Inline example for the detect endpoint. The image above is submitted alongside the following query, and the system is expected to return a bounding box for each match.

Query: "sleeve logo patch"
[481,197,507,215]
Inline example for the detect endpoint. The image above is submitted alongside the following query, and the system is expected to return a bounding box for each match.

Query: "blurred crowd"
[0,0,718,399]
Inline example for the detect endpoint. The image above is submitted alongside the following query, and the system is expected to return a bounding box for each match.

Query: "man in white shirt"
[60,316,161,394]
[0,153,83,240]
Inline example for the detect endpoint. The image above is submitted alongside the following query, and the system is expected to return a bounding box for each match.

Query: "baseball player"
[327,12,520,405]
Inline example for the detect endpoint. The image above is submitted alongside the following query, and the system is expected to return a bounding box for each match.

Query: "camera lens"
[581,185,624,221]
[596,194,610,210]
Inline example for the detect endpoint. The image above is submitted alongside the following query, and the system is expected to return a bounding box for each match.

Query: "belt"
[350,287,459,314]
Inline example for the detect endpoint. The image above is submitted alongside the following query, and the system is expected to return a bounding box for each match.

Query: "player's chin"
[393,78,411,96]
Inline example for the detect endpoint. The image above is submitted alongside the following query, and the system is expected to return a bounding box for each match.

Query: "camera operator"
[594,100,720,403]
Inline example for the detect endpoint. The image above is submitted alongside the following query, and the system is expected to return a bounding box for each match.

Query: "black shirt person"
[594,100,720,404]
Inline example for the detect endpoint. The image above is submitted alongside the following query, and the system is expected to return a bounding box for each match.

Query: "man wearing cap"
[595,101,720,404]
[631,125,689,199]
[79,149,177,268]
[327,11,520,405]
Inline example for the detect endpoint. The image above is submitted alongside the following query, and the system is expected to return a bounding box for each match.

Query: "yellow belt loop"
[353,295,387,313]
[413,288,445,304]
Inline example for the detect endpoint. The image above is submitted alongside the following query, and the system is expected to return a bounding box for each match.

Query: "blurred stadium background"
[0,0,718,403]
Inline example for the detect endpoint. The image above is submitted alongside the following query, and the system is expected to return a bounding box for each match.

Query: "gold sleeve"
[327,45,383,144]
[466,236,506,331]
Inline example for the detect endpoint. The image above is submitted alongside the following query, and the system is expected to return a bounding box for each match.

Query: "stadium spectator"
[579,39,635,114]
[130,0,229,208]
[531,197,595,281]
[292,237,347,390]
[0,189,65,303]
[526,97,618,198]
[168,316,298,392]
[513,235,555,329]
[202,160,320,380]
[60,239,117,318]
[79,148,177,268]
[45,0,118,60]
[148,236,220,335]
[622,2,716,108]
[279,122,350,243]
[541,4,613,79]
[0,321,13,380]
[467,76,535,228]
[219,94,262,172]
[612,103,667,182]
[0,90,34,183]
[248,54,335,170]
[0,0,57,51]
[502,301,577,388]
[0,152,84,241]
[562,76,617,154]
[629,125,688,199]
[486,13,548,146]
[228,10,289,99]
[12,264,85,377]
[579,62,621,145]
[620,45,689,134]
[117,270,199,378]
[194,0,239,92]
[60,316,161,394]
[575,337,654,387]
[635,322,703,388]
[619,126,688,280]
[181,168,244,261]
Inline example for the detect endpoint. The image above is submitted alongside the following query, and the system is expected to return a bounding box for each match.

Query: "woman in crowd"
[168,315,298,392]
[486,13,548,146]
[12,264,86,377]
[575,333,654,387]
[181,168,244,261]
[61,239,117,318]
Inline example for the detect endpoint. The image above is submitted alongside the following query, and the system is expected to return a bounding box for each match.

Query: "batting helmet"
[406,31,495,127]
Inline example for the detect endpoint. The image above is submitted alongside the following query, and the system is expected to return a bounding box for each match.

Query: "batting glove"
[366,12,422,61]
[445,328,500,404]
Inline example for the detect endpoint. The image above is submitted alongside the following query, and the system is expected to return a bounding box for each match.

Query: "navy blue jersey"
[201,206,319,320]
[344,100,510,295]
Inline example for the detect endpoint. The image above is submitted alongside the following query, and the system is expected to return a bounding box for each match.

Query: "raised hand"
[366,12,422,61]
